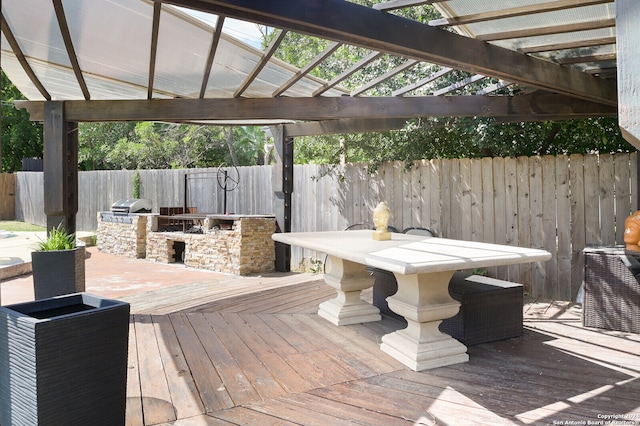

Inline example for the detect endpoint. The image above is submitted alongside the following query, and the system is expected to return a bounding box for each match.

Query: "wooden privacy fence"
[0,173,16,220]
[12,153,638,300]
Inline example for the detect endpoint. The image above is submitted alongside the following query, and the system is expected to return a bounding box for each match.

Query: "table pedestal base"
[381,319,469,371]
[319,256,380,326]
[381,271,469,371]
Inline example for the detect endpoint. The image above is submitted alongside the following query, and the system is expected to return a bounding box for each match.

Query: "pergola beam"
[53,0,90,100]
[284,118,409,137]
[429,0,613,28]
[163,0,617,106]
[199,15,225,98]
[234,29,288,98]
[148,2,162,99]
[16,94,616,123]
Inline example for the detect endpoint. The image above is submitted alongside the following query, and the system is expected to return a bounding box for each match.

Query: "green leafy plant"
[133,170,141,198]
[36,224,77,251]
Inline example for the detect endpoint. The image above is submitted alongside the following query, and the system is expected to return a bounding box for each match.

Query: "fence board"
[440,160,452,238]
[459,159,473,242]
[599,154,615,245]
[569,154,586,301]
[11,153,637,300]
[470,160,483,243]
[542,156,558,298]
[428,160,441,236]
[409,163,421,229]
[504,158,519,282]
[529,156,545,296]
[343,163,356,228]
[480,158,496,277]
[556,156,571,301]
[584,155,601,245]
[614,154,632,245]
[0,174,16,220]
[516,157,532,292]
[493,158,507,278]
[391,162,404,231]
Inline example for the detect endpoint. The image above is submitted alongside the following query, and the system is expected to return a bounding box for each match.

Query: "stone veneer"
[97,213,148,258]
[97,213,276,275]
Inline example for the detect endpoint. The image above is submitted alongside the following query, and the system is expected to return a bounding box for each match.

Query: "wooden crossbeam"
[16,94,617,123]
[164,0,616,106]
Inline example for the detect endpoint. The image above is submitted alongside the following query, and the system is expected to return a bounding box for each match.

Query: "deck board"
[126,316,144,426]
[168,313,234,413]
[152,314,204,419]
[133,315,176,425]
[124,275,640,425]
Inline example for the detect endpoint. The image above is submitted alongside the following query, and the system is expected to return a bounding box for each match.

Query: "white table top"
[272,230,552,275]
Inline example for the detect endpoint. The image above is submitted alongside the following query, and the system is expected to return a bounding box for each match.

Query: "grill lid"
[111,199,152,214]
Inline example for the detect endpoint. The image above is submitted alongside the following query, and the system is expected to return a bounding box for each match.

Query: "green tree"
[78,122,137,170]
[81,121,268,170]
[1,70,44,172]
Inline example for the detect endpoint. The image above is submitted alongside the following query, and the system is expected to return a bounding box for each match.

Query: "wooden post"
[272,125,293,272]
[43,101,78,234]
[617,0,640,149]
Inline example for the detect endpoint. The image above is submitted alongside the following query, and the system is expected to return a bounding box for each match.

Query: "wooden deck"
[122,274,640,425]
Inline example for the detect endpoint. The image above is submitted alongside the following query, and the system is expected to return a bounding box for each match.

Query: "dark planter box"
[31,244,86,300]
[0,293,130,425]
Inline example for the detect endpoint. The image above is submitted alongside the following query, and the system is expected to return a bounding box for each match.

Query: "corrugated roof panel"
[3,0,70,67]
[65,0,153,92]
[0,50,47,101]
[1,0,348,102]
[153,5,213,98]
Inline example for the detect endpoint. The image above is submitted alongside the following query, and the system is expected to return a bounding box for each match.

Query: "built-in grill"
[111,199,152,216]
[100,199,153,224]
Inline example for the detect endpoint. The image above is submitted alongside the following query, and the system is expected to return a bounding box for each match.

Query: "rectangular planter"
[0,293,130,426]
[31,243,86,300]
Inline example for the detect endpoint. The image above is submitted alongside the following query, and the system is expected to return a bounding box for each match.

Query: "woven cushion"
[583,246,640,333]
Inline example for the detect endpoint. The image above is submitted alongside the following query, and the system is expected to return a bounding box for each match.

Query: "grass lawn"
[0,220,46,232]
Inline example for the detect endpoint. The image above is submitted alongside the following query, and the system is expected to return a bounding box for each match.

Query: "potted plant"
[0,293,130,424]
[31,224,86,299]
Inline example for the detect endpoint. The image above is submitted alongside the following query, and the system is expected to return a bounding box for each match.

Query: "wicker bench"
[440,274,523,345]
[372,271,523,345]
[583,246,640,334]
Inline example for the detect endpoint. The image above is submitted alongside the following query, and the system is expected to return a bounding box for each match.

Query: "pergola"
[1,0,636,270]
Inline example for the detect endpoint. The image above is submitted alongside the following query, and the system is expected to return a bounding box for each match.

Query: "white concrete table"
[272,230,551,371]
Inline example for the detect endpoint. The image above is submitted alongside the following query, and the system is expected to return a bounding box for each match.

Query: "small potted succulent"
[31,224,85,299]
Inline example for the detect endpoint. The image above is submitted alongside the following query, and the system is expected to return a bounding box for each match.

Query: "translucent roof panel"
[0,50,49,101]
[154,6,218,98]
[434,0,617,78]
[1,0,348,102]
[3,0,70,67]
[63,0,153,93]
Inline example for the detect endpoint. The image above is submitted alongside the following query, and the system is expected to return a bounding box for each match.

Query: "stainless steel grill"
[110,199,152,215]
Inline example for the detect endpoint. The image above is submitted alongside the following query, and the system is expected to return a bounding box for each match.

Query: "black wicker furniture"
[583,245,640,334]
[440,274,523,345]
